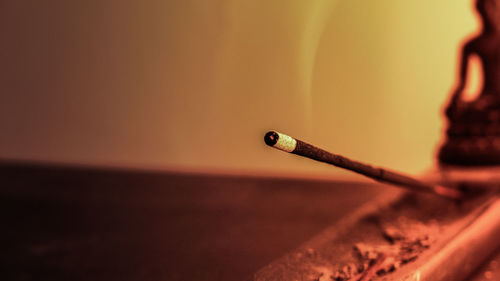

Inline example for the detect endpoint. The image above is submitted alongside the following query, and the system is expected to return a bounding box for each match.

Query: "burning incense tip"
[264,131,297,153]
[264,130,463,200]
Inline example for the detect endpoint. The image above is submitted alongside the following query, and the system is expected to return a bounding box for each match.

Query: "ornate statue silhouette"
[439,0,500,165]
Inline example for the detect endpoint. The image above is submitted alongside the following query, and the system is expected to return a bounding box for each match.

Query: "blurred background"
[0,0,480,178]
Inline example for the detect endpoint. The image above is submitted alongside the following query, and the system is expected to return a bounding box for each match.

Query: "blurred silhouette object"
[439,0,500,166]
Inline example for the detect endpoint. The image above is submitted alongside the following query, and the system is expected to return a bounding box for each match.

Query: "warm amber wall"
[0,0,478,177]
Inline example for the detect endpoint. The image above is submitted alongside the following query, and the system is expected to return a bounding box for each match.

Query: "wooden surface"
[250,185,500,281]
[0,162,393,281]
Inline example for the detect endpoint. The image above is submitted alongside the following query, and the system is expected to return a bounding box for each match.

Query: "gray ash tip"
[264,131,279,146]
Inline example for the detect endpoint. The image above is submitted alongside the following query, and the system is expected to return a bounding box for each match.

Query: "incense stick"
[264,131,463,199]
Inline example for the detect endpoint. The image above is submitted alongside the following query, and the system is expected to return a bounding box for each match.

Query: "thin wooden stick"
[264,131,463,199]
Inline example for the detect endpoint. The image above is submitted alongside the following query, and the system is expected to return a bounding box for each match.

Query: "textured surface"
[0,162,391,281]
[251,188,500,281]
[469,249,500,281]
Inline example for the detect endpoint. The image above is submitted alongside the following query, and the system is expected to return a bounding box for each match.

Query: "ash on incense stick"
[264,130,464,199]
